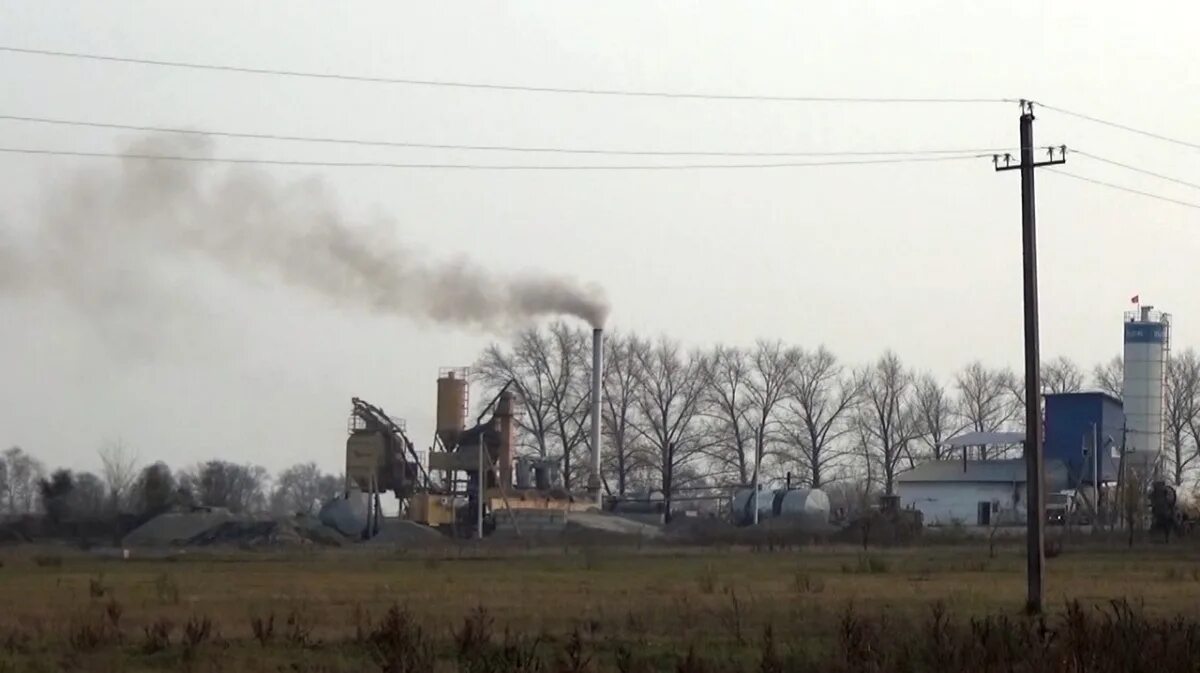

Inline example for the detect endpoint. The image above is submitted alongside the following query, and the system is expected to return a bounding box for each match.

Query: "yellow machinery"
[345,369,591,539]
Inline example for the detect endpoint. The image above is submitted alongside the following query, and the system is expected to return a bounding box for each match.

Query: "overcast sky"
[1,2,1197,477]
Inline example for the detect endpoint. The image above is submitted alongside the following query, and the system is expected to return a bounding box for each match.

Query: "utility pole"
[993,100,1066,614]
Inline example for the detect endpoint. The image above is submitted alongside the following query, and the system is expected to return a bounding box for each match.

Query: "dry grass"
[0,540,1199,671]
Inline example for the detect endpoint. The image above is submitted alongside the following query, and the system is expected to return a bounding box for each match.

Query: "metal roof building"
[896,458,1068,527]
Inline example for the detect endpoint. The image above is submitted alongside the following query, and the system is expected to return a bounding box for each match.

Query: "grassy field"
[1,539,1199,671]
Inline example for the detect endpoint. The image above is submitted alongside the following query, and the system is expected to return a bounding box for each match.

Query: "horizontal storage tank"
[731,487,774,526]
[777,488,831,532]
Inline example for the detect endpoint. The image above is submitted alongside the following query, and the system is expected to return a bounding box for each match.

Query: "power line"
[1047,169,1200,210]
[0,112,1014,158]
[1073,149,1200,191]
[0,45,1014,104]
[0,145,993,170]
[1036,102,1200,151]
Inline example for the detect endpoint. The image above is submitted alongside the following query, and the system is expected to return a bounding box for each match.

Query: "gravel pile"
[122,508,235,547]
[187,520,345,547]
[567,512,662,538]
[365,519,446,546]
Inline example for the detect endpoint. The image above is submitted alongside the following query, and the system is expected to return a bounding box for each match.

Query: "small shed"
[896,458,1068,526]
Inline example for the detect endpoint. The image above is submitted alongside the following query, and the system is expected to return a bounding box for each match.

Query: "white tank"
[1123,308,1169,471]
[731,487,773,526]
[777,488,831,532]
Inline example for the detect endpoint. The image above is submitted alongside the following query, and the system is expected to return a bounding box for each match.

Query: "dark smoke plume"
[0,135,609,331]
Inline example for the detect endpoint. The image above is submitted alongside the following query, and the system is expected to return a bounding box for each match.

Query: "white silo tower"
[1122,305,1170,471]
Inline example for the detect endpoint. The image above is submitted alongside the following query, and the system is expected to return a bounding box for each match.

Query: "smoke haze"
[0,136,609,337]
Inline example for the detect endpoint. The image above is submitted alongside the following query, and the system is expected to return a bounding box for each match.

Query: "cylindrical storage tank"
[731,487,774,526]
[514,457,533,489]
[436,369,469,450]
[545,463,562,489]
[777,488,831,532]
[1123,310,1168,466]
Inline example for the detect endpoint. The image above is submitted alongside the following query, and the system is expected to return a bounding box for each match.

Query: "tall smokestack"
[588,327,603,507]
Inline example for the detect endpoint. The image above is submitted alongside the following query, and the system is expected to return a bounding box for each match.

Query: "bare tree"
[914,373,963,461]
[69,472,108,518]
[476,329,558,460]
[783,346,860,488]
[704,345,753,485]
[130,462,179,517]
[39,469,75,524]
[600,332,648,498]
[858,352,920,495]
[956,362,1017,459]
[542,322,592,489]
[190,461,269,514]
[1092,356,1124,399]
[2,446,44,514]
[476,322,592,487]
[99,439,140,513]
[1042,356,1085,394]
[270,462,339,515]
[1166,349,1200,486]
[745,340,800,487]
[630,338,712,523]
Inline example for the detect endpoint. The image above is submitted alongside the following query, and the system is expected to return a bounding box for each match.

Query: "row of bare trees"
[1,444,342,520]
[476,323,1200,517]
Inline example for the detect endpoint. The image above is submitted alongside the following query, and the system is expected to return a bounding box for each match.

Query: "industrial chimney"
[588,328,603,507]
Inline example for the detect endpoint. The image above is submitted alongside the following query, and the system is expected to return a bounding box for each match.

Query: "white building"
[896,459,1068,526]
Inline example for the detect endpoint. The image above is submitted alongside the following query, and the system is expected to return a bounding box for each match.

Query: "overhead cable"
[0,112,1013,158]
[0,46,1014,104]
[0,145,992,170]
[1072,149,1200,191]
[1036,102,1200,151]
[1047,169,1200,210]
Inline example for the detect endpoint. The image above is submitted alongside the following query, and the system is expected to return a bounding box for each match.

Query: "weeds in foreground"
[841,555,890,575]
[66,616,106,653]
[369,605,435,673]
[1162,566,1200,582]
[8,593,1200,672]
[793,571,826,594]
[153,573,180,605]
[141,618,172,654]
[181,614,212,660]
[87,574,108,599]
[696,565,718,594]
[284,607,314,647]
[31,555,62,568]
[250,611,275,646]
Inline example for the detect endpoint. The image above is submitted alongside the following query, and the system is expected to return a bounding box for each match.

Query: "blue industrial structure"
[1044,392,1124,487]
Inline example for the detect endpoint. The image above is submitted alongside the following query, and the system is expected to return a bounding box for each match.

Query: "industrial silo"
[1123,306,1169,471]
[777,488,831,532]
[436,368,469,450]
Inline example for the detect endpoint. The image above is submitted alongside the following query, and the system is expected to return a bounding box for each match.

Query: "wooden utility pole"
[994,100,1066,614]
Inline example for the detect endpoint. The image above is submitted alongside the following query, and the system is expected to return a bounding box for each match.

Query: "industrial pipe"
[589,328,603,507]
